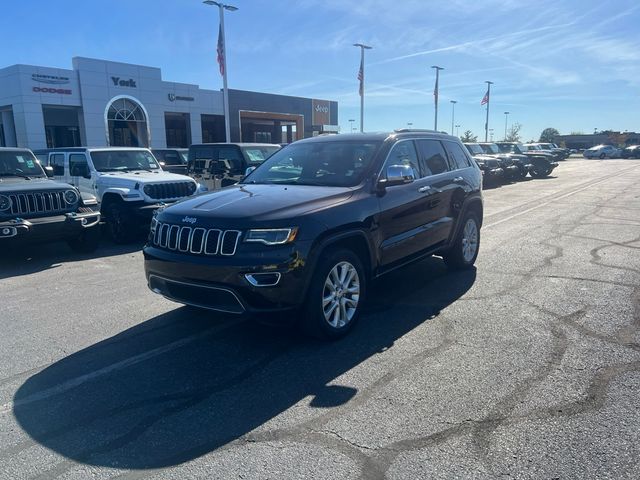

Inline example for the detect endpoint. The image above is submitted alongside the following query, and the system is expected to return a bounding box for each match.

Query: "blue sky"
[3,0,640,141]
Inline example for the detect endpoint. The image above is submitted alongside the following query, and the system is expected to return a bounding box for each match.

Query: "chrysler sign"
[31,73,70,85]
[168,93,194,102]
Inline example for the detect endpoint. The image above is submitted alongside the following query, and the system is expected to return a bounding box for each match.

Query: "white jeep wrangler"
[41,147,198,243]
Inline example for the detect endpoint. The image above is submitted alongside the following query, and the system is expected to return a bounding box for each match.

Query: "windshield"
[241,145,281,165]
[482,144,501,154]
[465,144,484,154]
[0,151,46,177]
[242,141,382,187]
[90,150,160,172]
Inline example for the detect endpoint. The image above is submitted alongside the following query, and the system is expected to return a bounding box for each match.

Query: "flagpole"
[431,66,443,131]
[484,81,493,142]
[354,43,372,133]
[204,1,237,143]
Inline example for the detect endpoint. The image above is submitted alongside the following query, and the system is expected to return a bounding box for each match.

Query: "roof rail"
[393,128,448,134]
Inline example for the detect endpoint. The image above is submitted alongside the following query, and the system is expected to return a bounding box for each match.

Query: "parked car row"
[464,142,559,184]
[582,144,640,159]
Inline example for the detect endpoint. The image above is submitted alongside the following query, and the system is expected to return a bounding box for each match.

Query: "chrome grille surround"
[152,222,241,256]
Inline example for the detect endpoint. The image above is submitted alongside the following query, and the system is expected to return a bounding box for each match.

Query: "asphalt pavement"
[1,157,639,479]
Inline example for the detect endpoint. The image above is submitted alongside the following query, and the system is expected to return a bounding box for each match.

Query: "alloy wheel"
[322,261,360,328]
[461,218,479,262]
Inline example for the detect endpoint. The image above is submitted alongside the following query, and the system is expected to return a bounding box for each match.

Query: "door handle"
[453,176,465,184]
[417,186,432,193]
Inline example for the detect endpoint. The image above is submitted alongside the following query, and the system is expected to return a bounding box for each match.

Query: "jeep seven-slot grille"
[153,222,241,256]
[146,182,194,200]
[7,191,69,216]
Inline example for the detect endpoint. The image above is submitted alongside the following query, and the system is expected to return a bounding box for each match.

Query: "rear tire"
[443,212,480,270]
[599,153,605,159]
[105,203,137,244]
[530,164,551,178]
[67,225,101,253]
[301,249,366,339]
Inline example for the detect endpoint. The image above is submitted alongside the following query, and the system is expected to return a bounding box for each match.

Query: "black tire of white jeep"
[105,203,137,244]
[301,248,367,340]
[443,211,480,270]
[67,224,101,253]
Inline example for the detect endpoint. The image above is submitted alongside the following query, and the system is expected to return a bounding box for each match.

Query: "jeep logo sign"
[312,99,331,126]
[111,77,137,88]
[181,216,197,224]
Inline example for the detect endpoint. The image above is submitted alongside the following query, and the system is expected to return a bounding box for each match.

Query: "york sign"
[111,77,137,88]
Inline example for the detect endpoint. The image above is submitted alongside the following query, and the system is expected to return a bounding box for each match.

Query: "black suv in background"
[151,149,188,175]
[144,131,483,338]
[187,143,281,192]
[0,148,101,252]
[495,142,558,178]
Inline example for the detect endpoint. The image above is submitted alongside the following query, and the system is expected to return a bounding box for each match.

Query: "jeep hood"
[97,171,194,185]
[0,177,71,192]
[162,184,354,223]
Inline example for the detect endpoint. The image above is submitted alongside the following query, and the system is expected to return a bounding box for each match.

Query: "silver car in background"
[583,144,620,159]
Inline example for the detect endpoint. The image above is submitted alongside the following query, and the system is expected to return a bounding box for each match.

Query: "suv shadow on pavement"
[13,257,475,470]
[0,239,145,280]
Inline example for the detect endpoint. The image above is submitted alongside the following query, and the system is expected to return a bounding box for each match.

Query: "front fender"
[101,187,145,202]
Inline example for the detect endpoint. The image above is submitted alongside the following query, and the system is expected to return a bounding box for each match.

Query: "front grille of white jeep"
[7,191,70,216]
[146,182,194,200]
[152,222,241,256]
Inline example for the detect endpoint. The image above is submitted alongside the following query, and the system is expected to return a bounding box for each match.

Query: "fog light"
[245,272,282,287]
[1,227,17,237]
[81,218,88,225]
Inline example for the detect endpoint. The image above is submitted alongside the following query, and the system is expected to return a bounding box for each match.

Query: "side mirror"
[43,165,54,178]
[245,166,256,176]
[381,164,416,188]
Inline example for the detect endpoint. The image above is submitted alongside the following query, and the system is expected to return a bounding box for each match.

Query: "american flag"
[481,89,489,105]
[433,74,439,103]
[357,57,364,96]
[217,24,224,76]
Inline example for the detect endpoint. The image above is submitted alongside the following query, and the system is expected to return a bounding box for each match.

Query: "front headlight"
[143,184,152,195]
[245,227,298,245]
[64,189,79,205]
[188,182,197,194]
[0,195,11,211]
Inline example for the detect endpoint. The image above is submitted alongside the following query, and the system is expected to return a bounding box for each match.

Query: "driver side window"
[382,141,421,179]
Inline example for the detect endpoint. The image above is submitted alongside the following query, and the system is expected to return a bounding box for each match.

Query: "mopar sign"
[168,93,195,102]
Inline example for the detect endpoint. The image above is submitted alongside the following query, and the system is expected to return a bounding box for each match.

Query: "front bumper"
[143,242,313,314]
[0,211,101,242]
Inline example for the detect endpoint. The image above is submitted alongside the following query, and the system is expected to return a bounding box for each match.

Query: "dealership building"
[0,57,338,149]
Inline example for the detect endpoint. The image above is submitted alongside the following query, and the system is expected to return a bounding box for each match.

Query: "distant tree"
[607,132,628,147]
[539,127,560,143]
[505,123,522,142]
[460,130,477,142]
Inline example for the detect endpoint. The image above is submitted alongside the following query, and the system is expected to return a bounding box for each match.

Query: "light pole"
[455,124,460,137]
[204,0,238,143]
[407,122,413,128]
[450,100,457,136]
[489,128,494,141]
[348,119,355,133]
[431,66,444,130]
[503,111,510,140]
[354,43,372,133]
[484,80,493,142]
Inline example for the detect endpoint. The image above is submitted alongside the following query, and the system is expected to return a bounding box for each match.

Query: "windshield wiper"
[0,172,32,180]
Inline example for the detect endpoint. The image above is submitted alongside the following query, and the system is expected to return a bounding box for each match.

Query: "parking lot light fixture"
[455,124,460,137]
[204,0,238,143]
[348,118,355,132]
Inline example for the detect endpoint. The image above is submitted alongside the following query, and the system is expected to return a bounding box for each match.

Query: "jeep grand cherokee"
[144,130,483,338]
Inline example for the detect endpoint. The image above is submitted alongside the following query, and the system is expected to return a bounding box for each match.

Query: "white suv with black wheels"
[42,147,198,243]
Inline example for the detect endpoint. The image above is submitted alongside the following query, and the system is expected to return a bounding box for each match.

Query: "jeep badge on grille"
[182,216,197,224]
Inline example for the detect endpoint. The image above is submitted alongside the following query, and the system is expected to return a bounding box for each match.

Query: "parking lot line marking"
[484,165,640,229]
[0,318,240,415]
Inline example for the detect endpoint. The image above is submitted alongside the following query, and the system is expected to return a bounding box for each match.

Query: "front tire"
[530,164,551,178]
[105,203,137,244]
[67,225,101,253]
[443,212,480,270]
[301,249,366,339]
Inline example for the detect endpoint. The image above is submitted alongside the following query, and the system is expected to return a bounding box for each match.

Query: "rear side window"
[415,139,450,176]
[50,153,65,175]
[444,141,472,170]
